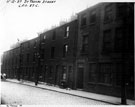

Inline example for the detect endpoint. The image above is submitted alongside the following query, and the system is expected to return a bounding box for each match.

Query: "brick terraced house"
[1,3,134,99]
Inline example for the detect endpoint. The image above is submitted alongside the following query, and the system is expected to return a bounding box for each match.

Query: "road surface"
[1,81,110,105]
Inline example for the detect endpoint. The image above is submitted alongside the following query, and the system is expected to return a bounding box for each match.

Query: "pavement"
[5,79,135,105]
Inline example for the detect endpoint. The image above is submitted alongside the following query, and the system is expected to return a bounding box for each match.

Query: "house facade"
[76,3,134,99]
[1,3,134,99]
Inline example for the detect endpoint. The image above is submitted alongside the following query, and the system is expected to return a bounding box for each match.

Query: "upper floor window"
[104,4,113,23]
[44,35,46,39]
[51,47,55,58]
[82,34,88,53]
[65,26,69,38]
[102,30,112,54]
[63,44,68,57]
[90,10,96,24]
[114,28,123,52]
[41,49,45,59]
[27,53,29,63]
[34,40,37,48]
[81,14,87,26]
[28,42,30,48]
[33,53,35,62]
[52,30,56,40]
[116,3,125,19]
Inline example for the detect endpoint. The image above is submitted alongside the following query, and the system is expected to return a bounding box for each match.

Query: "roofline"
[77,3,103,15]
[40,19,77,35]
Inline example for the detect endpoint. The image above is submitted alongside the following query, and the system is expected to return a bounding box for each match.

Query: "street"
[1,81,110,105]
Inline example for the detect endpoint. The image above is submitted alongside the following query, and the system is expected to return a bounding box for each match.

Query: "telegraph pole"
[121,3,134,104]
[35,33,41,86]
[17,39,21,81]
[121,4,127,105]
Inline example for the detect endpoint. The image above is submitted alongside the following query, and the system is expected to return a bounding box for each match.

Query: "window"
[82,34,88,53]
[90,10,96,24]
[62,66,67,80]
[102,30,112,54]
[27,54,29,63]
[115,63,122,86]
[28,42,30,48]
[81,14,87,26]
[52,30,56,40]
[99,63,112,85]
[89,63,97,82]
[33,53,35,62]
[41,49,45,59]
[65,26,69,38]
[51,47,55,58]
[104,4,113,22]
[114,28,123,52]
[63,44,68,57]
[44,35,46,39]
[34,41,37,48]
[116,3,125,19]
[49,66,53,78]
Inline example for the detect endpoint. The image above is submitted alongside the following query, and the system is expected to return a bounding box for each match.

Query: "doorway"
[77,67,84,89]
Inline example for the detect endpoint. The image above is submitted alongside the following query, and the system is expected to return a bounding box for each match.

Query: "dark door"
[77,67,84,89]
[55,65,60,85]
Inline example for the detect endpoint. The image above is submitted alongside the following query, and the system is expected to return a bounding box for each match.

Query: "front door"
[77,67,84,89]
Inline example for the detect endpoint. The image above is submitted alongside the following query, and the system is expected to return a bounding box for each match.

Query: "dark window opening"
[116,3,126,19]
[52,30,56,40]
[82,34,88,53]
[114,28,123,52]
[41,49,45,59]
[102,30,112,54]
[104,4,113,22]
[27,54,29,63]
[51,47,55,58]
[99,63,112,85]
[33,53,35,62]
[90,10,96,24]
[89,63,97,82]
[81,14,87,26]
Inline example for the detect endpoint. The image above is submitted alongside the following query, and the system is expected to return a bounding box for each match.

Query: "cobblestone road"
[1,81,111,105]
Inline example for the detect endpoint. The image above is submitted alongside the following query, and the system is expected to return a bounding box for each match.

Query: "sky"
[0,0,134,61]
[0,0,100,57]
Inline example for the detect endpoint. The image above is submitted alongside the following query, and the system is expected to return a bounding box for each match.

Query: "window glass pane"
[90,10,96,23]
[114,28,123,52]
[104,4,113,22]
[81,14,87,26]
[89,63,97,82]
[102,30,112,54]
[99,63,112,85]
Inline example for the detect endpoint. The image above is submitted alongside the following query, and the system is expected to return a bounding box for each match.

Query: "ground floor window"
[62,66,67,80]
[48,66,53,79]
[99,63,112,85]
[89,63,97,82]
[115,63,122,86]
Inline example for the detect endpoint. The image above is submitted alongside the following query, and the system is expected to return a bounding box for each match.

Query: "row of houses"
[1,3,134,99]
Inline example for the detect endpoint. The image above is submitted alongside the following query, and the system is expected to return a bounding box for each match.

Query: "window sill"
[88,82,97,85]
[104,20,113,24]
[97,83,112,87]
[80,25,87,29]
[89,22,96,26]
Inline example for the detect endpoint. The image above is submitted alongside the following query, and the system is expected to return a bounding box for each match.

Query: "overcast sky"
[0,0,133,59]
